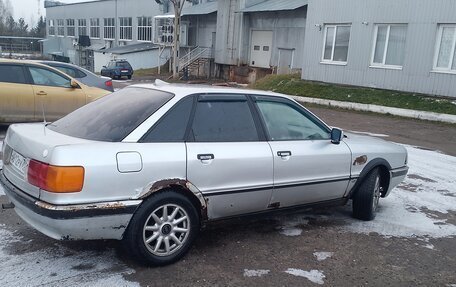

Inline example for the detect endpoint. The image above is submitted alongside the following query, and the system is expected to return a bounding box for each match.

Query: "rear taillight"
[105,80,112,87]
[27,160,84,193]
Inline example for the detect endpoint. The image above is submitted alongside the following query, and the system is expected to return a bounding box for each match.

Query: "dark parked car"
[39,61,114,92]
[100,60,134,80]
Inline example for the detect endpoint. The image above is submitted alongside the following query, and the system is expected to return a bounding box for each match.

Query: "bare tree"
[155,0,191,79]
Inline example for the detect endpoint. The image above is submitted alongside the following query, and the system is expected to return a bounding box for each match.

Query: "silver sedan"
[0,82,408,266]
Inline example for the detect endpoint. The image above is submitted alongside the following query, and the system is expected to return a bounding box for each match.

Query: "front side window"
[138,16,153,42]
[48,20,55,36]
[190,96,259,142]
[0,65,27,84]
[90,18,100,39]
[104,18,115,40]
[434,24,456,72]
[66,19,75,37]
[28,67,71,88]
[48,88,174,142]
[120,17,133,40]
[322,24,351,63]
[372,24,407,68]
[255,98,330,141]
[57,19,65,36]
[78,19,87,36]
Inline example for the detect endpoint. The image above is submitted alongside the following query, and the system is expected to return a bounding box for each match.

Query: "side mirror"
[102,66,107,68]
[330,128,344,145]
[70,79,81,89]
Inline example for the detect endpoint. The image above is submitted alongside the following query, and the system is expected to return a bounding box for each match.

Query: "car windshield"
[47,87,174,142]
[117,62,131,68]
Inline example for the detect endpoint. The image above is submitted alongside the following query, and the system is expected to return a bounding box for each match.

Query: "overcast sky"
[11,0,89,27]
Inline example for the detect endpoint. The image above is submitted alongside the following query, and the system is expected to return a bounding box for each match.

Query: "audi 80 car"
[0,81,408,266]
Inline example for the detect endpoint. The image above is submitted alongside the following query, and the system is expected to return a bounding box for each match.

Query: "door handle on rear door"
[36,91,47,96]
[197,154,215,161]
[277,151,292,157]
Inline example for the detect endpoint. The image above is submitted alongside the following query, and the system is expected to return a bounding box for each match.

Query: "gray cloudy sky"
[11,0,88,26]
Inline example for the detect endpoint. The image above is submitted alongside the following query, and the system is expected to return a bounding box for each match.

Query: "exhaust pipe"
[1,202,15,209]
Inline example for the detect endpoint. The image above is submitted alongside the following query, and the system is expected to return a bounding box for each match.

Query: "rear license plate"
[121,69,129,73]
[10,150,29,176]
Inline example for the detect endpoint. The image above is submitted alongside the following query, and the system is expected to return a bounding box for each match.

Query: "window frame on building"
[321,24,351,65]
[57,19,65,37]
[119,17,133,41]
[433,24,456,74]
[90,18,100,39]
[48,19,55,36]
[137,16,153,42]
[104,18,116,40]
[78,19,87,37]
[370,24,408,70]
[66,19,75,37]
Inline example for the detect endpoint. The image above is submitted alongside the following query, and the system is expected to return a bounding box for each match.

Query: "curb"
[290,96,456,124]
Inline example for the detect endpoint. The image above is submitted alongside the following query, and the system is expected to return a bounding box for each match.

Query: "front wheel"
[124,190,200,266]
[352,168,381,221]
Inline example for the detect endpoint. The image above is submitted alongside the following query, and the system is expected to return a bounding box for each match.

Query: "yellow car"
[0,59,111,123]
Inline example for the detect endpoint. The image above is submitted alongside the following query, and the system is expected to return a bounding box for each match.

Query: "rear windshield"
[117,62,131,68]
[48,87,174,142]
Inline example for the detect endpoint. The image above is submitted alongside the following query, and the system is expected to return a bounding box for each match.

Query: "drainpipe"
[237,0,245,66]
[115,0,118,47]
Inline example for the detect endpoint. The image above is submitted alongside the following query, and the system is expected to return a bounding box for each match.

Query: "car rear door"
[185,94,274,219]
[253,96,352,208]
[26,65,86,121]
[0,63,34,122]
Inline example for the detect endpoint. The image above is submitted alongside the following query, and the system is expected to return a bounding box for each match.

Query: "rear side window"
[48,87,174,142]
[52,65,86,78]
[0,65,26,84]
[190,96,259,142]
[141,96,194,142]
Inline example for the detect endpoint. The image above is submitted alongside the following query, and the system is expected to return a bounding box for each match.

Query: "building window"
[57,19,65,37]
[120,17,133,40]
[137,16,152,42]
[90,18,100,39]
[104,18,115,40]
[433,24,456,73]
[66,19,75,37]
[78,19,87,36]
[371,24,407,68]
[322,24,351,64]
[48,20,55,36]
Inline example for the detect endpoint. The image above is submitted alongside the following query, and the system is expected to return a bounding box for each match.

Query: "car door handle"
[277,151,292,157]
[197,154,214,161]
[36,91,47,96]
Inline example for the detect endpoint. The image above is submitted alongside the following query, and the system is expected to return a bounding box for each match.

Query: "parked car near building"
[0,59,111,123]
[100,60,134,80]
[39,61,114,92]
[0,82,408,266]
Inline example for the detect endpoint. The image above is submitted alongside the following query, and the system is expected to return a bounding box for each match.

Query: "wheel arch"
[349,158,391,199]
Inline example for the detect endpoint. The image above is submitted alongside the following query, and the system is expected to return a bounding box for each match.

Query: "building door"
[278,48,294,74]
[250,30,273,68]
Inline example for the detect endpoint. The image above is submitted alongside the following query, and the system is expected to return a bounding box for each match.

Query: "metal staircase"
[171,46,212,79]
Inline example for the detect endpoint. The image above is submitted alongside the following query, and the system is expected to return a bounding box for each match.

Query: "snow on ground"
[284,269,325,285]
[347,130,390,137]
[313,252,333,261]
[243,269,270,277]
[0,226,138,287]
[278,145,456,239]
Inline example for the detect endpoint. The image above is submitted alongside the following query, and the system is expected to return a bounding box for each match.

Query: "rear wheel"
[127,75,132,79]
[124,190,200,266]
[352,168,381,221]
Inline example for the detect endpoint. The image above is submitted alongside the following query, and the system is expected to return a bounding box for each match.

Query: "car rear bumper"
[0,170,141,240]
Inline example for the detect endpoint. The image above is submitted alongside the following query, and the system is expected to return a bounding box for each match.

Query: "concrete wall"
[302,0,456,98]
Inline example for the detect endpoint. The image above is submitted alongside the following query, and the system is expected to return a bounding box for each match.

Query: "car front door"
[0,64,34,122]
[186,94,274,220]
[27,65,86,121]
[253,96,352,208]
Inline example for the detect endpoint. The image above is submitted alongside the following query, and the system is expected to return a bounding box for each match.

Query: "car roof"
[0,58,82,81]
[129,81,291,101]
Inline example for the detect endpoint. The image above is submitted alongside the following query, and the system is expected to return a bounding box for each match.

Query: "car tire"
[124,190,200,266]
[352,167,381,221]
[128,75,132,79]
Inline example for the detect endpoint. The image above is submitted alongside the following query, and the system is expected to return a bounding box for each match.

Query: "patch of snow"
[347,130,390,138]
[279,227,303,237]
[243,269,270,277]
[284,268,325,285]
[423,244,435,250]
[0,226,139,287]
[313,252,333,261]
